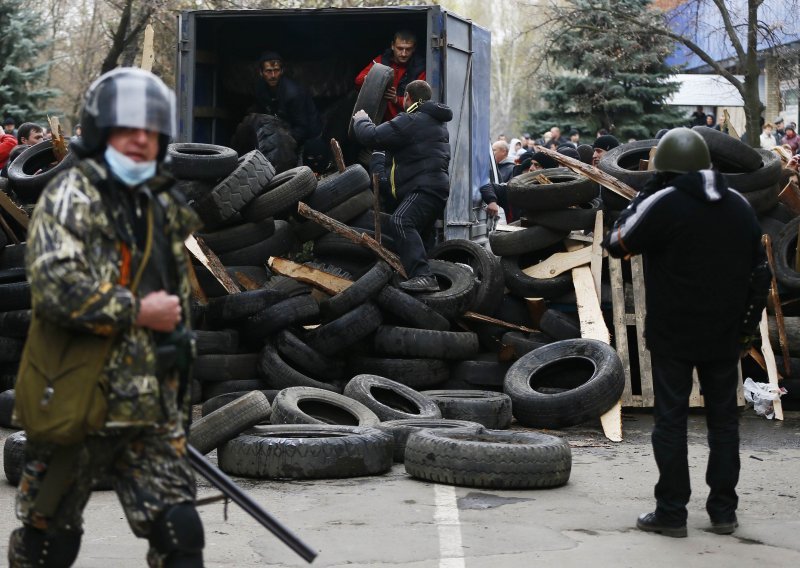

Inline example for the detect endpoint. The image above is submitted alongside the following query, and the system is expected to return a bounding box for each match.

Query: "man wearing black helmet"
[603,128,770,539]
[8,68,204,567]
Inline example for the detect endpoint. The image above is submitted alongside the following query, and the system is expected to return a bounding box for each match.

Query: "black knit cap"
[593,135,620,151]
[557,146,580,161]
[258,51,283,66]
[529,151,558,169]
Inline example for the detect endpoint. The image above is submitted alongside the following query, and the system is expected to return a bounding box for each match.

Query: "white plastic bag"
[742,378,786,420]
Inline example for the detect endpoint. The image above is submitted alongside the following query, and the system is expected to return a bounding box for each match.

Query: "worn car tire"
[0,282,31,311]
[193,150,275,229]
[523,198,602,232]
[243,166,317,221]
[343,374,442,422]
[306,302,382,356]
[218,424,392,479]
[200,390,278,416]
[242,293,320,342]
[348,356,450,389]
[197,219,276,255]
[430,239,504,316]
[508,168,597,211]
[201,379,269,400]
[270,386,380,427]
[596,140,657,192]
[421,390,512,429]
[501,254,574,300]
[192,353,260,383]
[293,190,373,243]
[722,149,782,193]
[774,217,800,290]
[275,329,346,381]
[216,220,297,265]
[376,285,450,331]
[0,389,16,428]
[189,391,272,455]
[741,183,779,215]
[377,418,482,462]
[166,143,238,181]
[404,428,572,489]
[204,288,288,326]
[320,261,392,321]
[489,224,568,257]
[504,339,625,428]
[349,63,395,139]
[415,260,477,320]
[257,341,341,393]
[0,310,31,339]
[373,326,480,360]
[539,309,581,340]
[692,126,763,173]
[7,142,77,204]
[307,164,370,212]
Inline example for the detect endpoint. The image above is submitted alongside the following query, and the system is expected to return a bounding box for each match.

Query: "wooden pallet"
[608,255,745,408]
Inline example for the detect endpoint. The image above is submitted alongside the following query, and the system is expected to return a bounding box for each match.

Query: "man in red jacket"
[355,30,426,122]
[0,131,18,171]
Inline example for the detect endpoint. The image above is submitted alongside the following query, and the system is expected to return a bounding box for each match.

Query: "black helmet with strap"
[72,67,176,160]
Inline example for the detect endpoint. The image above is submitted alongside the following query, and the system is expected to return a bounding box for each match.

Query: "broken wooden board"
[523,247,591,279]
[296,202,406,278]
[330,138,346,173]
[759,310,783,420]
[608,256,634,406]
[567,224,621,442]
[0,190,29,229]
[269,257,352,295]
[185,234,241,295]
[140,24,155,72]
[590,211,604,299]
[763,234,791,376]
[534,145,637,201]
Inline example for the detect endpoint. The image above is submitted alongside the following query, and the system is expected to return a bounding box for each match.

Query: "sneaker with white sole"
[399,275,439,293]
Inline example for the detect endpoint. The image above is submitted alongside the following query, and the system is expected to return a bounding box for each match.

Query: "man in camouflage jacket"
[9,69,205,568]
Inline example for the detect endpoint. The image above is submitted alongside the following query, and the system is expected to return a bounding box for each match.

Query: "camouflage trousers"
[8,422,197,568]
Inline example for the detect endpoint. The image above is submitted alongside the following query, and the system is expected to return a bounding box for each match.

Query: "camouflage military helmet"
[652,128,711,173]
[73,68,176,159]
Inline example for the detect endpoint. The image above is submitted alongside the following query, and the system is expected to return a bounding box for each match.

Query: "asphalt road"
[0,411,798,567]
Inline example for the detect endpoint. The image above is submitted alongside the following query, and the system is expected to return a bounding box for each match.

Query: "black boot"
[636,512,687,538]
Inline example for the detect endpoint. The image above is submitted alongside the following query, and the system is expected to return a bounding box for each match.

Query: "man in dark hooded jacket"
[353,79,452,292]
[254,51,321,146]
[603,128,770,539]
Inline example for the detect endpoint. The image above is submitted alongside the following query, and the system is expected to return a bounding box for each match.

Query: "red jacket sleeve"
[0,134,18,169]
[355,56,380,89]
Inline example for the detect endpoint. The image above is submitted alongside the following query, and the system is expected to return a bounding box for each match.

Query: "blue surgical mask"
[104,145,157,187]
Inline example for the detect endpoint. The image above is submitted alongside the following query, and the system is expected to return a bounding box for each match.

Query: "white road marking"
[434,484,465,568]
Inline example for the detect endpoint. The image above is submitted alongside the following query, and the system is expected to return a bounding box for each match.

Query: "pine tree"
[0,0,60,124]
[527,0,685,141]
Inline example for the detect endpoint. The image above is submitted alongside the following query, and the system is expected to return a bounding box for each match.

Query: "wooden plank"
[140,24,155,72]
[522,247,591,279]
[759,310,783,420]
[0,214,20,244]
[0,186,30,229]
[763,234,791,376]
[590,211,603,299]
[233,271,261,292]
[609,257,635,407]
[330,138,346,173]
[568,239,620,442]
[268,257,352,295]
[631,255,655,407]
[296,202,406,278]
[184,235,241,295]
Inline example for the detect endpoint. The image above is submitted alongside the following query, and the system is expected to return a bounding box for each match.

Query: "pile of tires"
[5,140,76,207]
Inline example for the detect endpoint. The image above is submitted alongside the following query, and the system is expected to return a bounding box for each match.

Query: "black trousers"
[650,352,740,525]
[390,191,445,278]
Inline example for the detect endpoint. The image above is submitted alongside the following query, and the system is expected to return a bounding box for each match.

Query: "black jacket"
[603,170,770,360]
[254,76,322,145]
[353,101,452,201]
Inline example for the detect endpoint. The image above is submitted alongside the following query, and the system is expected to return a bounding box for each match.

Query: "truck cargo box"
[177,5,490,241]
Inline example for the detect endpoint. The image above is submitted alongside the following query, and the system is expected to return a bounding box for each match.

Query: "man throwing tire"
[353,79,452,293]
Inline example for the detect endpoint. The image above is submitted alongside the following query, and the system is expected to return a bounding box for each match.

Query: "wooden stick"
[758,310,783,420]
[371,173,382,245]
[234,271,261,291]
[184,235,241,295]
[534,174,553,185]
[762,234,791,377]
[0,191,29,229]
[534,145,637,201]
[0,214,20,245]
[460,311,538,333]
[296,201,407,278]
[330,138,346,173]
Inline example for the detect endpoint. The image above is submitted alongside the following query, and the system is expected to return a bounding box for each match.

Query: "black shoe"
[399,275,439,293]
[636,512,687,538]
[709,515,738,535]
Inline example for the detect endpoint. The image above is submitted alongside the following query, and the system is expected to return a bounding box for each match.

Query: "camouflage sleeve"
[26,169,138,336]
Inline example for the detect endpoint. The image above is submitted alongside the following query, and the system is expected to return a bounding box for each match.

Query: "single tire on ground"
[343,374,442,422]
[271,386,381,427]
[217,424,393,479]
[421,390,513,430]
[189,390,272,455]
[377,418,483,462]
[404,428,572,489]
[201,390,278,416]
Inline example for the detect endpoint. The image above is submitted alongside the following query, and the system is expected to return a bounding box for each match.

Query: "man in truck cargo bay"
[355,30,426,122]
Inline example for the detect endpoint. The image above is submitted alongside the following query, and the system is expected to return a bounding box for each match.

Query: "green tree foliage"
[0,0,60,123]
[527,0,685,141]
